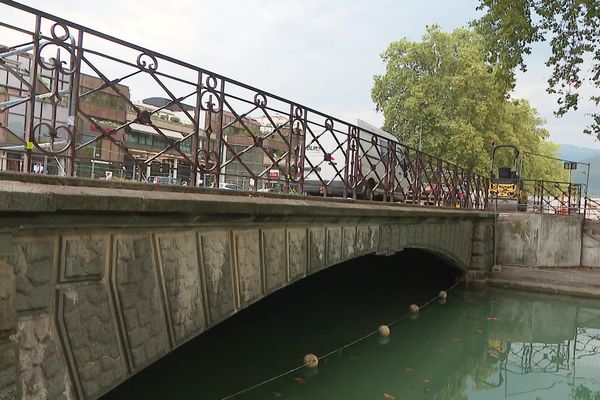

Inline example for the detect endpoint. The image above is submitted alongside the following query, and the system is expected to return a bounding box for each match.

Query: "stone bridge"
[0,173,494,400]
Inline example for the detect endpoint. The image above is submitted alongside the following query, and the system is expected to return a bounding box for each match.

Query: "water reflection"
[467,292,600,400]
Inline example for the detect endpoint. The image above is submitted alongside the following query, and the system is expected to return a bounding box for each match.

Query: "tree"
[371,26,567,182]
[372,26,564,180]
[475,0,600,137]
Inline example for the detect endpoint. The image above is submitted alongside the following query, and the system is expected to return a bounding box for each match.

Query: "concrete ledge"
[488,265,600,299]
[0,173,494,221]
[496,213,583,267]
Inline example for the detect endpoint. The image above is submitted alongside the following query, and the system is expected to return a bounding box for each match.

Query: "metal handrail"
[0,1,490,207]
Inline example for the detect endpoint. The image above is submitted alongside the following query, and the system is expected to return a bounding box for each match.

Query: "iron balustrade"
[526,180,583,216]
[0,0,489,208]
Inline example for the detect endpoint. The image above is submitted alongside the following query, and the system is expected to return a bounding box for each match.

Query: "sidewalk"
[487,265,600,299]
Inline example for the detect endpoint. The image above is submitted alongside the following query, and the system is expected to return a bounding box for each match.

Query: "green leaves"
[371,26,566,182]
[474,0,600,137]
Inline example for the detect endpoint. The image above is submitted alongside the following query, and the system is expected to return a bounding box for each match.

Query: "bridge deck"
[0,172,493,223]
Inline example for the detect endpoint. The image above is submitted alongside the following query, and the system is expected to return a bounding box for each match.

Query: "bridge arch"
[396,245,470,272]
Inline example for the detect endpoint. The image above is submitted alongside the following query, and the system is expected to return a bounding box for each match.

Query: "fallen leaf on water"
[274,392,284,398]
[294,377,306,385]
[404,367,413,372]
[384,393,396,399]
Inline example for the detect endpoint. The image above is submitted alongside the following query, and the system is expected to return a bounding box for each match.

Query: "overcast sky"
[3,0,599,149]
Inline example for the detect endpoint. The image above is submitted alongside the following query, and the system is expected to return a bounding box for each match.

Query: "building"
[1,44,287,187]
[0,44,130,178]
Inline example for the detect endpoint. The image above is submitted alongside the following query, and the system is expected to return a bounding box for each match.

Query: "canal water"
[102,250,600,400]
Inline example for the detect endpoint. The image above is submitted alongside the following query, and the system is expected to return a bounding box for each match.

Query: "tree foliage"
[371,26,567,182]
[475,0,600,137]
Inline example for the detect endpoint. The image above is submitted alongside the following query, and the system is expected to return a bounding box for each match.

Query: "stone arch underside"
[4,218,478,399]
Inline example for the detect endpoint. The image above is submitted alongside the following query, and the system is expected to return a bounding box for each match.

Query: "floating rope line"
[219,278,465,400]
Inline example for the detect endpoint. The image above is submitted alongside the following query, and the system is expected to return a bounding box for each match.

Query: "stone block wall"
[468,221,495,287]
[496,214,583,267]
[582,220,600,268]
[0,261,17,400]
[0,217,480,399]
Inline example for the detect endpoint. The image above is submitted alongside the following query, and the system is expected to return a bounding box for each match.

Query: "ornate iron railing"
[0,0,488,208]
[584,197,600,220]
[526,180,583,215]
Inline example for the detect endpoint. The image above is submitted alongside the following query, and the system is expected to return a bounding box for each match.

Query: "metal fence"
[527,180,583,215]
[0,0,490,208]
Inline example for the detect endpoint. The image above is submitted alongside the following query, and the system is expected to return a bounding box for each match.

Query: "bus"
[303,119,410,200]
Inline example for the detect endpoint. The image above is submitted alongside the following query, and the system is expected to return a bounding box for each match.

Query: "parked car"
[219,183,243,190]
[148,176,179,185]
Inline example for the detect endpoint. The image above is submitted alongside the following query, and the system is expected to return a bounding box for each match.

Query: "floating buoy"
[303,353,319,369]
[409,304,420,314]
[378,325,390,338]
[438,290,448,300]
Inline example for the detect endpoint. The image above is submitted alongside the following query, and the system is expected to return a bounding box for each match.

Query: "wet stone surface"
[61,285,125,399]
[9,238,54,312]
[262,229,287,293]
[158,233,205,345]
[234,230,262,308]
[0,339,17,400]
[115,235,169,371]
[200,231,235,324]
[17,314,73,400]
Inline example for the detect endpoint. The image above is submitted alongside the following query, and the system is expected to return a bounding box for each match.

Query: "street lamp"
[418,101,427,152]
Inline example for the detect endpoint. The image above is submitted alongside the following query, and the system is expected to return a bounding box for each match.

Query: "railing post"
[190,72,202,187]
[66,30,84,177]
[213,78,225,187]
[23,16,42,173]
[388,140,397,202]
[567,183,572,215]
[342,125,352,200]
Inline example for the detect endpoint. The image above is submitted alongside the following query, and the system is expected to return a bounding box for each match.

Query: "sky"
[2,0,599,149]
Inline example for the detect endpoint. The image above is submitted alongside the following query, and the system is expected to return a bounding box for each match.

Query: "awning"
[127,123,186,140]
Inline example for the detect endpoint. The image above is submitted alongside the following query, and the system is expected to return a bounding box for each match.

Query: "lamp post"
[418,101,426,152]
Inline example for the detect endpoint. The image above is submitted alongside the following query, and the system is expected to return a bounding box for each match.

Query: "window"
[153,136,167,148]
[126,131,139,144]
[7,114,25,138]
[80,87,127,110]
[139,132,153,146]
[181,138,191,152]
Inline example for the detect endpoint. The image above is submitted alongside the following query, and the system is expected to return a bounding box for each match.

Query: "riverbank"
[487,265,600,299]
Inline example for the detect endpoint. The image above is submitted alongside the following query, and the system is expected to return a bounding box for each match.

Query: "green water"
[102,250,600,400]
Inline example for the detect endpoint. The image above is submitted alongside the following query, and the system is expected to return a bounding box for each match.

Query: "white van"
[303,119,410,200]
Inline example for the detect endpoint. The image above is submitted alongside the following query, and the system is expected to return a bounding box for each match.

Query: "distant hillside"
[557,144,600,196]
[578,155,600,196]
[558,144,600,162]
